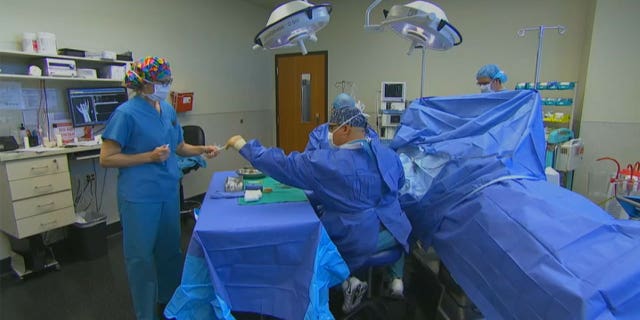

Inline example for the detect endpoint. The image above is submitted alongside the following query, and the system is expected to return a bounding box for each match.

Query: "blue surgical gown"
[305,123,379,152]
[239,139,411,271]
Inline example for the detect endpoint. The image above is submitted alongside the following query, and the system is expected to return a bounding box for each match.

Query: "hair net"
[476,64,508,83]
[125,56,172,89]
[332,93,356,109]
[330,106,368,128]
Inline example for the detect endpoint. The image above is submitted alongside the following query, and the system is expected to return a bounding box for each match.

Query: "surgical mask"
[145,83,171,101]
[328,131,336,148]
[479,83,492,93]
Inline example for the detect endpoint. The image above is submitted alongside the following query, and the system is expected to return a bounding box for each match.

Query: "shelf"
[0,73,123,82]
[0,49,130,65]
[543,118,570,124]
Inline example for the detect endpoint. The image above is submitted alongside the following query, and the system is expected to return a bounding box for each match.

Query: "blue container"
[557,82,575,90]
[556,98,573,106]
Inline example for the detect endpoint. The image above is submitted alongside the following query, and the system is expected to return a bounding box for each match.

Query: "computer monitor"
[381,82,406,102]
[67,87,129,127]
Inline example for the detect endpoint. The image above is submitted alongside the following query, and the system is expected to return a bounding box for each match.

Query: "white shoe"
[390,278,404,297]
[342,277,368,313]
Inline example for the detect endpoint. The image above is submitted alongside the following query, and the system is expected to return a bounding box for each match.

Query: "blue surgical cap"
[332,93,356,109]
[476,64,508,83]
[330,106,368,128]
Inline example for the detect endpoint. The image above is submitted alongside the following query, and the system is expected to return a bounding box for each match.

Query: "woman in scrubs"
[100,56,219,320]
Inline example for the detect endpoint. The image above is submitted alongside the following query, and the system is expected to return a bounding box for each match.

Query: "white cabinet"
[0,155,75,238]
[0,49,129,83]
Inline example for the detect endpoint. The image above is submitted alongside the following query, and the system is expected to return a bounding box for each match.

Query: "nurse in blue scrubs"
[226,106,411,313]
[100,56,220,320]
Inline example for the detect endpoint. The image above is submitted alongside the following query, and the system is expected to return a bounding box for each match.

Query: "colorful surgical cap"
[476,64,508,83]
[332,93,356,109]
[330,106,368,128]
[125,56,172,89]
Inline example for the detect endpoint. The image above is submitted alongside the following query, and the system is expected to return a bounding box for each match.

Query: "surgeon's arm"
[100,139,169,168]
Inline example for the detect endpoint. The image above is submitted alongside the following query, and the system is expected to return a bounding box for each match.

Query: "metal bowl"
[236,167,265,179]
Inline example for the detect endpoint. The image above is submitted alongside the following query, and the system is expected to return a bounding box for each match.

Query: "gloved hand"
[225,135,246,150]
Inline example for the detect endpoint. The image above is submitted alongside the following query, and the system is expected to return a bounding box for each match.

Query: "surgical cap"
[125,56,172,89]
[332,93,356,109]
[330,106,368,128]
[476,64,508,83]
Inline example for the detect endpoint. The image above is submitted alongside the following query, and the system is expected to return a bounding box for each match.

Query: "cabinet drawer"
[9,172,71,201]
[16,207,76,238]
[12,190,74,220]
[6,155,68,181]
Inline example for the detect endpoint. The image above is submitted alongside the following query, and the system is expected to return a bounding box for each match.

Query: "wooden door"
[276,52,328,154]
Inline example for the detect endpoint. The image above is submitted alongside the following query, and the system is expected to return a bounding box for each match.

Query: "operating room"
[0,0,639,319]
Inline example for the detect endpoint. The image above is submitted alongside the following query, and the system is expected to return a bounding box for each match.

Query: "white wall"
[573,0,640,196]
[0,0,275,259]
[294,0,594,116]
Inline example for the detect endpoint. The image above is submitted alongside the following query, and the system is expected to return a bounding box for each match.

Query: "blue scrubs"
[103,96,184,320]
[239,139,411,272]
[305,123,379,152]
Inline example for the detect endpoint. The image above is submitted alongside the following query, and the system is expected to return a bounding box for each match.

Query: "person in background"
[476,64,508,93]
[305,93,378,152]
[100,56,220,320]
[225,105,411,313]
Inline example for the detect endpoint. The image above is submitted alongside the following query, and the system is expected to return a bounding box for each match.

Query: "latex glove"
[202,145,219,159]
[225,135,246,151]
[150,144,170,162]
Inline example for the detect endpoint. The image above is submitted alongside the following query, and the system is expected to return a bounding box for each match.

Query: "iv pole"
[420,47,427,98]
[517,25,566,84]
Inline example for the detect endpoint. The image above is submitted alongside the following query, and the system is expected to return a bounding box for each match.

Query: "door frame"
[274,51,329,149]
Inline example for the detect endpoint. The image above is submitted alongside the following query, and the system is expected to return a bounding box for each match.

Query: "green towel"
[238,176,308,205]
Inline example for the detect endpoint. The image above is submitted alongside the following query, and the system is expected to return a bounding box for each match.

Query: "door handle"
[315,113,319,125]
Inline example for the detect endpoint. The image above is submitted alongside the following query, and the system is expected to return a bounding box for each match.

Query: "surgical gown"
[239,139,411,271]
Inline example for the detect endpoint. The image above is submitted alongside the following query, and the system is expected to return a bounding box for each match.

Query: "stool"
[343,246,403,319]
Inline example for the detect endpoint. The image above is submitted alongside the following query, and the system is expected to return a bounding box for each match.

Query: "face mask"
[145,83,171,101]
[479,83,492,93]
[328,131,336,148]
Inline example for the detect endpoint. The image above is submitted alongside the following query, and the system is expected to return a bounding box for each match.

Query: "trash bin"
[69,211,107,260]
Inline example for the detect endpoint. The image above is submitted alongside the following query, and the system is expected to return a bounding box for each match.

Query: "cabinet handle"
[31,165,50,171]
[40,220,58,228]
[34,184,53,190]
[37,201,55,208]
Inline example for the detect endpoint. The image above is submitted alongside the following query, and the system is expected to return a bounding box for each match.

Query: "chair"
[179,125,205,215]
[343,246,404,319]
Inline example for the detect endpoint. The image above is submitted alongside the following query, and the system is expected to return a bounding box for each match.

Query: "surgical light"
[365,1,461,97]
[253,1,332,55]
[367,1,462,54]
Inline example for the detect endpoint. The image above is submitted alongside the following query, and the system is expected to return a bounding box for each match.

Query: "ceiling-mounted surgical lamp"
[253,1,332,55]
[383,1,462,54]
[365,1,462,55]
[365,1,462,97]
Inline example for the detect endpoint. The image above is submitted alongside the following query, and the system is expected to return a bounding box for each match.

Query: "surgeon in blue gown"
[305,93,379,152]
[225,106,411,313]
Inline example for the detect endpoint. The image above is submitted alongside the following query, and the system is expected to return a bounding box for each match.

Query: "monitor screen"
[67,87,129,127]
[381,82,406,102]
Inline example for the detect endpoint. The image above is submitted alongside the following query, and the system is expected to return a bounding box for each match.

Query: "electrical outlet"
[86,173,96,182]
